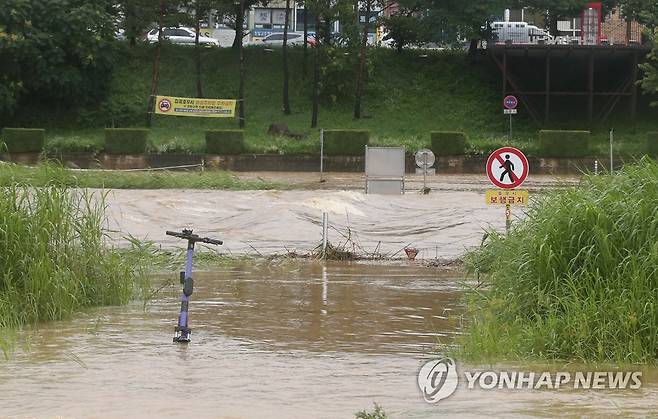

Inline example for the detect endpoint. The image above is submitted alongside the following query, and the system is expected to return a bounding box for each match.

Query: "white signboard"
[254,9,271,24]
[366,147,405,178]
[272,9,287,25]
[365,146,405,195]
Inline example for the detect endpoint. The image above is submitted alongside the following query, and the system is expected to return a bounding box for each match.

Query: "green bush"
[430,131,468,156]
[104,128,149,154]
[462,159,658,363]
[0,128,45,153]
[538,130,590,157]
[205,130,245,154]
[323,130,369,156]
[647,132,658,157]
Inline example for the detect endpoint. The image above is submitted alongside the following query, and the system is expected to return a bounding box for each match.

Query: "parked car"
[490,21,553,44]
[146,27,220,47]
[255,32,315,47]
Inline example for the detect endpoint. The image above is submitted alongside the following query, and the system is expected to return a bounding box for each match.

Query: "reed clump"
[0,184,149,334]
[463,158,658,363]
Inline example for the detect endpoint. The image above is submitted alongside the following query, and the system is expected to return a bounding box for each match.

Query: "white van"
[490,21,553,44]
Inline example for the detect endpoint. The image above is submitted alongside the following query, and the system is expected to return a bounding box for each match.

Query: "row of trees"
[1,0,658,129]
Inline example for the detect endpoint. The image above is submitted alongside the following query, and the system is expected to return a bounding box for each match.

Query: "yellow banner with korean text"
[485,189,529,205]
[154,95,236,118]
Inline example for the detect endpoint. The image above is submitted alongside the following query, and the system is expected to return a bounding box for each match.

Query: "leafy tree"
[283,0,292,114]
[308,0,333,127]
[640,33,658,103]
[180,0,223,98]
[143,0,191,126]
[383,15,424,52]
[216,0,270,50]
[620,0,658,33]
[236,0,247,127]
[354,0,372,119]
[118,0,157,46]
[0,0,117,117]
[432,0,506,51]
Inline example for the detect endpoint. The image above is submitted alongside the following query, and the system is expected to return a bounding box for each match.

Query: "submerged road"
[105,173,577,260]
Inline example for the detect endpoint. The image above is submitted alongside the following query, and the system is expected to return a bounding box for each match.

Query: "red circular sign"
[504,95,518,110]
[486,147,529,189]
[158,98,172,113]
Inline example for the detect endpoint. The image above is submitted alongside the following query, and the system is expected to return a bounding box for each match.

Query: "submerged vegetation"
[0,162,280,190]
[463,159,658,364]
[0,183,150,355]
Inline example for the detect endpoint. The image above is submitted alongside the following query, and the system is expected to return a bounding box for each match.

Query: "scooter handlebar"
[203,237,223,245]
[166,230,223,246]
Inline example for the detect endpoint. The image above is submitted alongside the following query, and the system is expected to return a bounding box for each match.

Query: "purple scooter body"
[166,229,222,343]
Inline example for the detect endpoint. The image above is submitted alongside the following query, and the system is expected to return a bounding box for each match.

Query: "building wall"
[602,7,642,44]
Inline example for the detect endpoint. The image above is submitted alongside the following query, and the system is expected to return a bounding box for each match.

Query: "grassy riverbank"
[0,183,152,356]
[462,159,658,364]
[6,46,657,157]
[0,162,281,190]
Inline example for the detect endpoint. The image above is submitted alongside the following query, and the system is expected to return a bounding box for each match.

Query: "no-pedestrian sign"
[486,147,529,189]
[504,95,518,110]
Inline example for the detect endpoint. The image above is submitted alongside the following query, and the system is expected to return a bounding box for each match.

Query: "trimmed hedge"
[0,128,45,153]
[430,131,467,156]
[205,130,245,154]
[538,130,590,157]
[104,128,149,154]
[323,130,369,156]
[647,132,658,157]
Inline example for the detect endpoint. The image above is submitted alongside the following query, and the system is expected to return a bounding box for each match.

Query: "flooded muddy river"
[104,173,578,260]
[1,261,655,418]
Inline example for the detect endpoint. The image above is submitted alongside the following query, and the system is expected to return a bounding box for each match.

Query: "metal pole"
[423,153,427,190]
[320,129,325,183]
[609,128,614,173]
[509,114,513,138]
[322,212,328,257]
[594,160,599,175]
[174,244,195,342]
[505,203,512,236]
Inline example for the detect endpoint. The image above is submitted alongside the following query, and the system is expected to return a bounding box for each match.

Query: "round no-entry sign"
[486,147,529,189]
[504,95,518,110]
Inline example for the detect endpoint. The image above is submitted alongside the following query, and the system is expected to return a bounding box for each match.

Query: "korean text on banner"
[155,96,236,118]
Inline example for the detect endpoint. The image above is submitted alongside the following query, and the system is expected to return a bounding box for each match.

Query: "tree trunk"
[232,2,244,50]
[311,14,321,128]
[353,0,371,120]
[195,4,204,98]
[548,11,559,37]
[303,4,308,76]
[626,19,633,44]
[467,38,478,56]
[146,0,165,128]
[238,0,246,128]
[282,0,291,114]
[324,18,331,45]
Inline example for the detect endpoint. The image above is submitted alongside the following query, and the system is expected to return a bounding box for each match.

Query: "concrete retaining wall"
[0,152,624,175]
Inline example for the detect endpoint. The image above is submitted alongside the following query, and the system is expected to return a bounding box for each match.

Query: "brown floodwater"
[104,173,579,260]
[1,261,656,418]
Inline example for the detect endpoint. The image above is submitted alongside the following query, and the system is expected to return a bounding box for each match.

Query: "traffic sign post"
[485,147,529,235]
[503,95,518,139]
[415,149,435,192]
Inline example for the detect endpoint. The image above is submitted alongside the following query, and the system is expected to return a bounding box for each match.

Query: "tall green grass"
[0,182,150,354]
[0,162,280,190]
[463,158,658,364]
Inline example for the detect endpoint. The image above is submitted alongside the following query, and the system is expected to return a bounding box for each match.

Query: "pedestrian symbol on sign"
[499,154,515,183]
[486,147,528,189]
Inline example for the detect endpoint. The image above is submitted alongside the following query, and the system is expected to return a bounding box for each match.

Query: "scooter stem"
[167,229,222,343]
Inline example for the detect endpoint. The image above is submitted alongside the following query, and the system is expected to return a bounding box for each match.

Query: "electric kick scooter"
[166,229,223,343]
